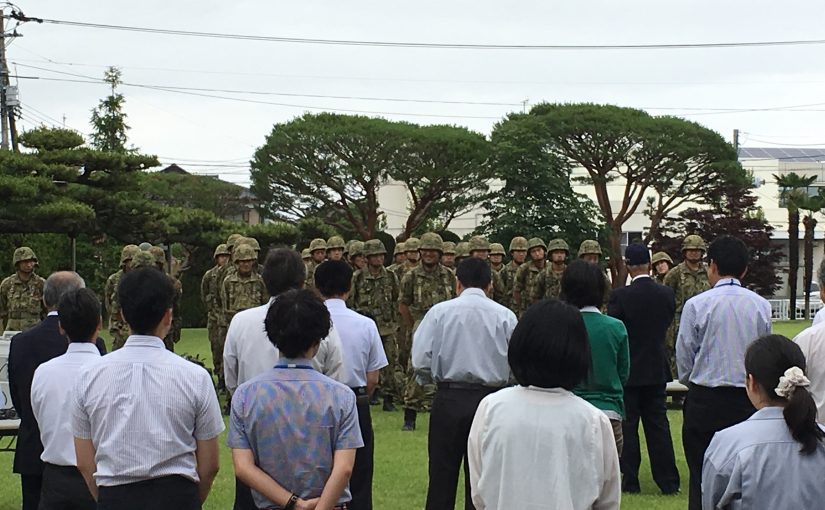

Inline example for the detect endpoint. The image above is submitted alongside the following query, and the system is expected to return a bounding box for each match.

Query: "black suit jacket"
[607,276,675,387]
[7,315,106,475]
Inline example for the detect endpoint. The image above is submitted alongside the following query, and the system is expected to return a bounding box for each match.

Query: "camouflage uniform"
[499,237,528,314]
[399,233,456,419]
[350,239,402,406]
[222,245,268,325]
[386,242,406,275]
[202,244,231,387]
[149,245,183,351]
[651,251,674,285]
[105,245,139,350]
[532,238,570,302]
[663,235,710,377]
[305,238,328,289]
[0,247,46,332]
[441,241,457,271]
[512,238,547,317]
[468,236,507,306]
[489,243,506,273]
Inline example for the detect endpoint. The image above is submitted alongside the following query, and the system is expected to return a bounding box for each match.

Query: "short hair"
[456,258,492,289]
[508,299,591,389]
[314,260,353,298]
[561,259,605,309]
[707,235,748,277]
[265,289,331,358]
[118,267,175,335]
[262,248,306,296]
[57,288,101,343]
[43,271,85,309]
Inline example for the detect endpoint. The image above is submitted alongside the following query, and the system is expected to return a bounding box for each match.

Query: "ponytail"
[783,386,825,455]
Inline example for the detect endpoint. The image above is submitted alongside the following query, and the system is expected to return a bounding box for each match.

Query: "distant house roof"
[739,147,825,163]
[160,163,190,175]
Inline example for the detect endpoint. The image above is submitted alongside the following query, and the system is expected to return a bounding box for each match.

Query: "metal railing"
[768,299,823,321]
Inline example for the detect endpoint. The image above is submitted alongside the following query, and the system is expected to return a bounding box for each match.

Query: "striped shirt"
[676,278,771,387]
[71,335,225,487]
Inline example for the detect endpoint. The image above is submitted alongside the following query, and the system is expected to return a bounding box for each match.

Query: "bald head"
[43,271,85,311]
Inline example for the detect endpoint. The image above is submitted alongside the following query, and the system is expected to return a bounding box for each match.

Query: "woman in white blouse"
[467,299,621,510]
[702,334,825,510]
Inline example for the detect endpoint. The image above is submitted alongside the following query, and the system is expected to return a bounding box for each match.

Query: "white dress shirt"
[223,297,346,394]
[468,386,621,510]
[72,335,224,487]
[813,307,825,327]
[31,342,101,466]
[324,299,387,388]
[793,321,825,421]
[412,287,517,387]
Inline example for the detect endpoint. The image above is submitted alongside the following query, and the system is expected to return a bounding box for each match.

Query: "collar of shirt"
[525,386,573,396]
[325,298,348,310]
[276,357,315,368]
[631,274,651,283]
[713,277,742,288]
[580,306,602,314]
[749,406,785,421]
[459,288,487,298]
[47,310,58,317]
[124,335,166,348]
[67,342,102,355]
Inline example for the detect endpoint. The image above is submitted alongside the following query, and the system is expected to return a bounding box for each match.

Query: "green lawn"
[0,321,812,509]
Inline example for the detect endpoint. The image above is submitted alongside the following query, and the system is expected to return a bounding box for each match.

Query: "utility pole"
[0,12,9,151]
[521,98,529,114]
[733,128,739,153]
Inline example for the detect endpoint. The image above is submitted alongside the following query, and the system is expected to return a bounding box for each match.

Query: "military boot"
[402,408,416,431]
[383,395,397,412]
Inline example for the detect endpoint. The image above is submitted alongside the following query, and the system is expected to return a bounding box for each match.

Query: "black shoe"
[382,396,397,412]
[622,482,641,494]
[401,409,416,431]
[661,487,680,496]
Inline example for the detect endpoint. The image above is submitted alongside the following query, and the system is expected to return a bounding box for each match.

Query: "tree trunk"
[803,214,816,319]
[607,225,627,288]
[789,209,800,320]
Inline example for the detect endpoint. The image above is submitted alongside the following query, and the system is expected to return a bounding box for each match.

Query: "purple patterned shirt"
[227,358,363,509]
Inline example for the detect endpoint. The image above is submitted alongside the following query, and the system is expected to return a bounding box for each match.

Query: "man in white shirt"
[31,288,102,510]
[412,257,518,510]
[793,321,825,420]
[72,267,224,510]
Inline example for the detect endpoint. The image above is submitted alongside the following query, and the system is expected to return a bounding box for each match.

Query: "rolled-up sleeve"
[194,371,225,441]
[412,310,437,385]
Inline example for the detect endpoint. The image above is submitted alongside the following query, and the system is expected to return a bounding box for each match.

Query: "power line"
[741,138,825,147]
[16,15,825,51]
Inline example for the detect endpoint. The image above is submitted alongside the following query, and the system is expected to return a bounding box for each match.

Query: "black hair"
[314,260,353,298]
[265,289,331,358]
[57,288,101,343]
[707,235,748,278]
[118,267,175,335]
[262,248,306,296]
[745,334,824,454]
[456,258,492,289]
[561,259,605,309]
[508,299,591,389]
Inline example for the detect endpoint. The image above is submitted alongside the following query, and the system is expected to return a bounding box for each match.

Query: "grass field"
[0,321,812,509]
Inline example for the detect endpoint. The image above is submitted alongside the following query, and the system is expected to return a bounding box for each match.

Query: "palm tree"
[799,194,824,319]
[774,172,816,320]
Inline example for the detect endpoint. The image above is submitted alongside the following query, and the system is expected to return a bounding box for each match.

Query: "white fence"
[768,299,823,321]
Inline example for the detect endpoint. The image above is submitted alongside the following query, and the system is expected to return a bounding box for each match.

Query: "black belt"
[350,386,370,403]
[437,381,503,391]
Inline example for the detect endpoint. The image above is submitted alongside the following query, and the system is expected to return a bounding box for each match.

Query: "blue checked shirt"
[676,278,771,387]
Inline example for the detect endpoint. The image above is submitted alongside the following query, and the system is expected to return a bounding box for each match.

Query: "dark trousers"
[426,385,498,510]
[39,463,95,510]
[233,478,257,510]
[21,474,43,510]
[621,384,680,494]
[350,399,374,510]
[97,475,200,510]
[683,384,754,510]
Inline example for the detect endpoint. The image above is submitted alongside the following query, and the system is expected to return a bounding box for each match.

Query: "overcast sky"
[9,0,825,185]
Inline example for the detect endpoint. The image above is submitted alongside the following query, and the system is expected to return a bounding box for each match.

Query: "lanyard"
[724,278,740,287]
[274,363,313,370]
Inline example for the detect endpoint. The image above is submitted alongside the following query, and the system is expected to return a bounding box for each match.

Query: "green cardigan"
[573,309,630,418]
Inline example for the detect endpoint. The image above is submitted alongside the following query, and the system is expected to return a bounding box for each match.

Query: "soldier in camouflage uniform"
[663,235,710,378]
[202,243,231,389]
[327,236,346,262]
[499,237,528,314]
[389,242,406,270]
[468,236,508,306]
[512,238,547,317]
[441,242,457,270]
[532,239,570,302]
[149,245,184,351]
[577,239,612,307]
[454,241,471,266]
[302,248,311,265]
[652,251,674,284]
[305,238,328,289]
[398,232,456,431]
[489,243,506,273]
[350,239,402,411]
[104,244,139,350]
[348,240,366,271]
[0,247,46,332]
[222,244,268,327]
[402,237,421,273]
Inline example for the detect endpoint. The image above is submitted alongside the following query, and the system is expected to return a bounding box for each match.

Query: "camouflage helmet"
[213,243,231,259]
[149,246,166,269]
[547,238,570,254]
[326,236,346,251]
[349,241,365,258]
[301,248,311,259]
[468,235,491,253]
[344,240,358,256]
[129,251,156,269]
[682,235,707,253]
[237,237,261,253]
[490,243,506,256]
[363,239,387,257]
[405,237,421,252]
[13,247,37,266]
[577,240,603,257]
[651,252,674,266]
[393,242,406,255]
[138,242,153,251]
[226,233,244,250]
[527,237,547,251]
[442,241,457,255]
[419,232,444,252]
[233,244,257,263]
[455,242,471,259]
[309,238,327,253]
[509,236,529,252]
[119,245,140,266]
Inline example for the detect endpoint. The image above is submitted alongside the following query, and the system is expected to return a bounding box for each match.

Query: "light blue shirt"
[702,406,825,510]
[412,287,517,387]
[676,278,771,387]
[325,299,387,388]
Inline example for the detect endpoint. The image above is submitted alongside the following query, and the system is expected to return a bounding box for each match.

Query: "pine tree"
[90,66,131,153]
